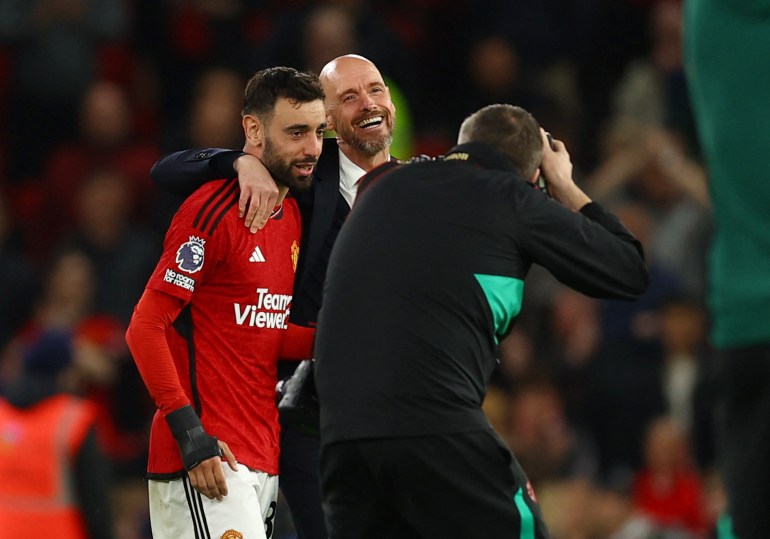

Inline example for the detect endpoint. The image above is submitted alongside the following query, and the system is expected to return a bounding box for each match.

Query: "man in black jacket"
[150,54,396,539]
[314,104,650,538]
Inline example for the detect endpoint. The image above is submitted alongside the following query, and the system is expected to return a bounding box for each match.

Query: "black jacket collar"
[443,142,519,175]
[316,137,342,182]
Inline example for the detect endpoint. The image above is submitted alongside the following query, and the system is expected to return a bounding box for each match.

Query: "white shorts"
[148,463,279,539]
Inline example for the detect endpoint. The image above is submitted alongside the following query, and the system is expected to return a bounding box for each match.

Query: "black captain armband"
[165,405,222,470]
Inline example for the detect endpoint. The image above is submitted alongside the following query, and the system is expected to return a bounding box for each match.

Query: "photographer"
[314,104,650,538]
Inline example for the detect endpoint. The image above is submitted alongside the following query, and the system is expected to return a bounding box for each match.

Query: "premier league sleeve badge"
[175,236,206,273]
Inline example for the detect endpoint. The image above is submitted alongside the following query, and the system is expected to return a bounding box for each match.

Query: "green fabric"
[513,487,535,539]
[716,512,738,539]
[684,0,770,347]
[474,274,524,342]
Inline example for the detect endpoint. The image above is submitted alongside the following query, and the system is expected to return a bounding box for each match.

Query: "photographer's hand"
[539,129,591,212]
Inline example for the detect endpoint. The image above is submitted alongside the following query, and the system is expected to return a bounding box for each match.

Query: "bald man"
[151,55,399,539]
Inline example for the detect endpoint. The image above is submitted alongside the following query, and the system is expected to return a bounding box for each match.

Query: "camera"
[536,132,557,197]
[275,359,320,437]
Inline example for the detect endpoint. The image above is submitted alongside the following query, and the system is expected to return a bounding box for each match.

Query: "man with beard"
[150,54,397,539]
[125,67,326,539]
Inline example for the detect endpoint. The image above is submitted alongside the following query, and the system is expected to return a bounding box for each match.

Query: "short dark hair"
[242,66,325,120]
[457,104,543,180]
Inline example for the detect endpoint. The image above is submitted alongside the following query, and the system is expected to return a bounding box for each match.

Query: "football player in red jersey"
[126,67,326,539]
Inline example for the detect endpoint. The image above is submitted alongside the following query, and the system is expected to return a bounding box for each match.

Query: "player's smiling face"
[325,59,395,157]
[261,97,326,192]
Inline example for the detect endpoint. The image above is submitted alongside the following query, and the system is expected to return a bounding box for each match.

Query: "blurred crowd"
[0,0,718,538]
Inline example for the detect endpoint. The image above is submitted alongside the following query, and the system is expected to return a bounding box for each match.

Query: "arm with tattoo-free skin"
[126,289,238,500]
[536,129,591,212]
[151,149,280,232]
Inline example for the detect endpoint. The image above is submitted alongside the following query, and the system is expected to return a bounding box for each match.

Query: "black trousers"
[279,421,327,539]
[320,430,551,539]
[715,345,770,539]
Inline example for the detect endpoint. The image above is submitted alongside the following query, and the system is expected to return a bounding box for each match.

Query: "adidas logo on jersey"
[249,246,266,263]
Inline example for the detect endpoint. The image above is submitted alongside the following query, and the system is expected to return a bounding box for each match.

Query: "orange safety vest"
[0,393,98,538]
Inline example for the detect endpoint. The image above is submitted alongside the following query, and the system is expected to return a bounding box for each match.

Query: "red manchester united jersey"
[146,178,301,476]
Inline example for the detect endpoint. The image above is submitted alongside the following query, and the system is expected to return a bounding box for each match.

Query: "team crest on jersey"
[175,236,205,273]
[220,530,243,539]
[291,240,299,273]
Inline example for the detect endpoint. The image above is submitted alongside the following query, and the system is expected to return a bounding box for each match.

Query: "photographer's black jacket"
[315,142,649,444]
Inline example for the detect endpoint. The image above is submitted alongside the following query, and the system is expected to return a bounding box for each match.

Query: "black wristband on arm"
[165,405,222,470]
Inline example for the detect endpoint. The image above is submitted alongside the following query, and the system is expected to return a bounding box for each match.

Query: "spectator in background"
[155,66,246,230]
[495,326,537,384]
[589,1,710,301]
[0,329,115,538]
[258,3,414,159]
[632,416,707,536]
[25,80,160,263]
[589,477,669,539]
[586,125,710,299]
[54,167,161,325]
[533,286,602,428]
[570,0,655,170]
[658,298,710,439]
[609,0,698,155]
[0,191,39,352]
[0,248,111,393]
[584,201,674,479]
[505,374,600,488]
[143,0,253,137]
[163,66,245,152]
[0,244,153,537]
[259,0,414,99]
[464,0,565,70]
[19,248,96,334]
[0,0,129,182]
[42,80,160,237]
[535,478,596,539]
[460,36,537,124]
[72,314,152,479]
[656,296,717,503]
[298,4,357,76]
